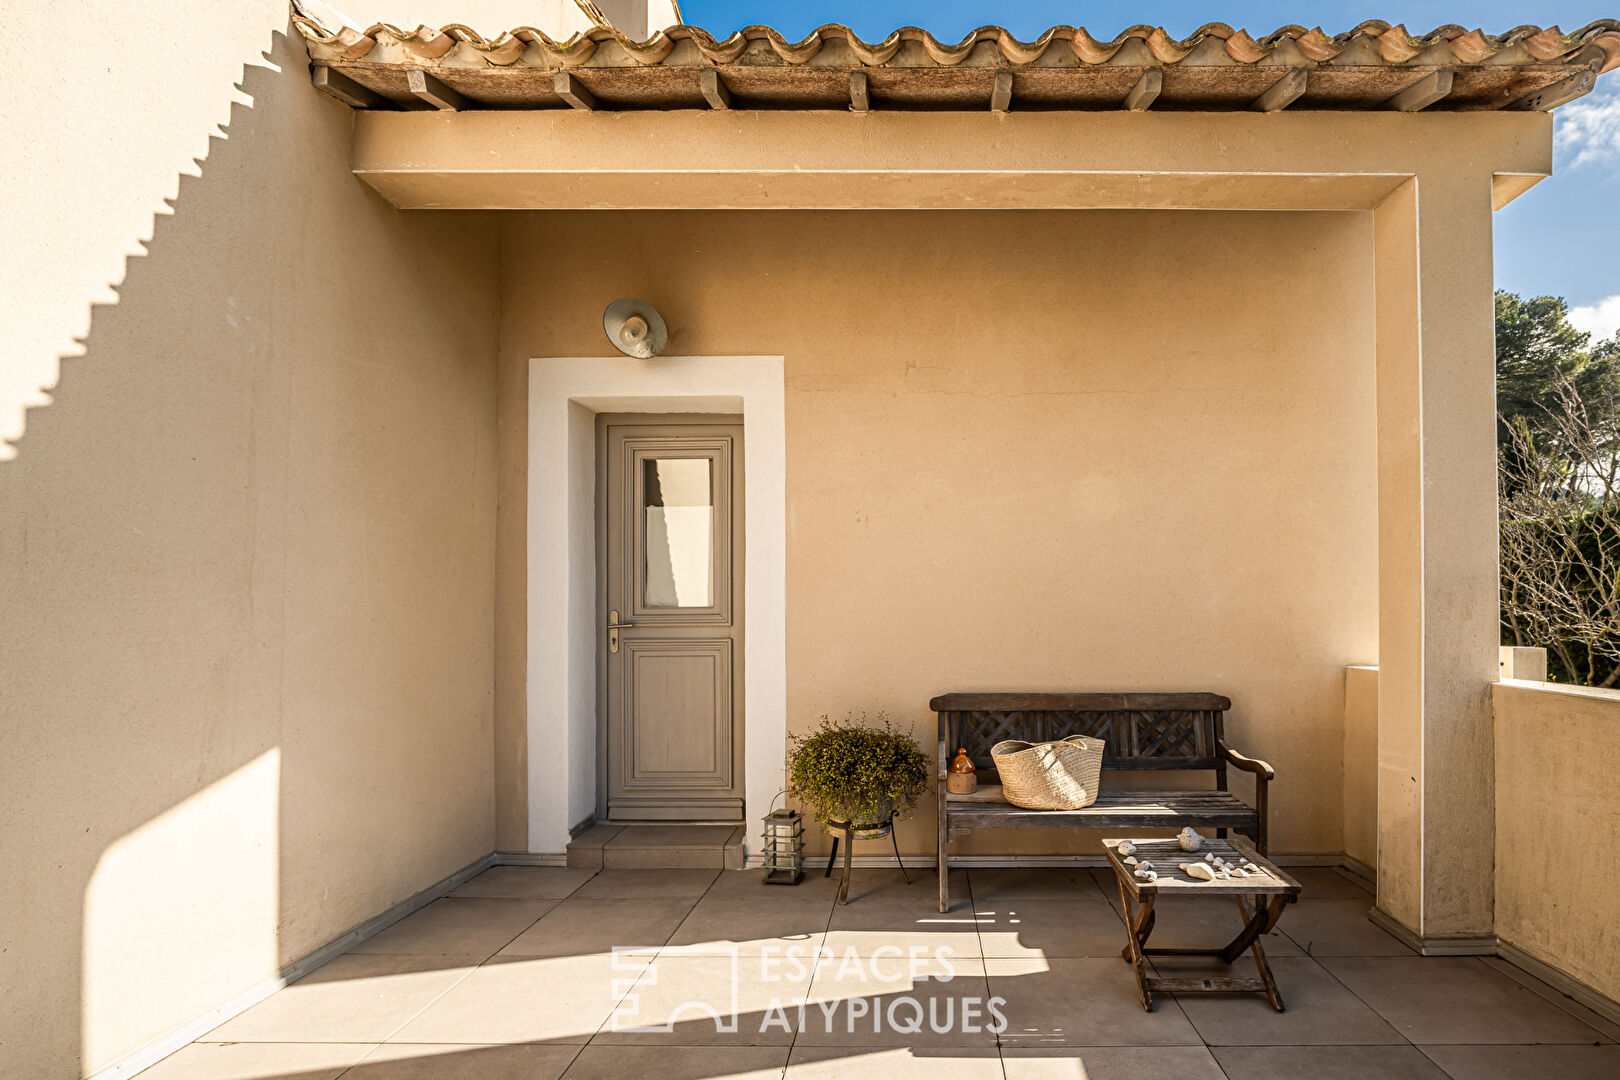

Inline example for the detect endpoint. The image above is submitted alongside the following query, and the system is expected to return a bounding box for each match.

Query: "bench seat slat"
[945,786,1244,805]
[945,788,1259,830]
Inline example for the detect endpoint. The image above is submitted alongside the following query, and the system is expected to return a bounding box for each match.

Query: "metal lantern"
[761,808,805,885]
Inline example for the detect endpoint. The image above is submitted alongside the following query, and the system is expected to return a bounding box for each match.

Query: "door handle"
[607,609,633,653]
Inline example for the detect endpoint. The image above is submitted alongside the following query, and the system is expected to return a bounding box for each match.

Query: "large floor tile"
[1322,957,1609,1045]
[498,897,694,958]
[1169,955,1403,1045]
[204,954,480,1043]
[595,953,814,1045]
[1481,957,1620,1042]
[390,953,649,1045]
[1089,867,1127,897]
[1212,1045,1451,1079]
[346,1043,580,1079]
[134,1042,374,1080]
[970,868,1107,903]
[832,868,967,907]
[1287,867,1374,899]
[572,869,720,900]
[706,868,845,902]
[824,898,983,959]
[1419,1044,1620,1079]
[1103,895,1302,957]
[1279,898,1415,956]
[1002,1046,1227,1079]
[565,1045,789,1079]
[798,954,995,1047]
[450,866,596,900]
[975,900,1133,959]
[786,1045,1003,1077]
[985,957,1203,1047]
[666,897,832,955]
[605,847,730,870]
[350,899,555,958]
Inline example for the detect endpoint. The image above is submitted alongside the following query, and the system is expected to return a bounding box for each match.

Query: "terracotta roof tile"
[293,16,1620,112]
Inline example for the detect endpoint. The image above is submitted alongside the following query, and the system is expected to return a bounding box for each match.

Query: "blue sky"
[680,2,1620,338]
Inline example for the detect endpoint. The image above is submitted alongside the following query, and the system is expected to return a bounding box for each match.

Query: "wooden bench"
[933,692,1274,912]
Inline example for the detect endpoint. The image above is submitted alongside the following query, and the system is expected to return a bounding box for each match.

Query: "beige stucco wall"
[496,207,1381,858]
[1493,680,1620,1001]
[1343,666,1379,868]
[0,3,499,1076]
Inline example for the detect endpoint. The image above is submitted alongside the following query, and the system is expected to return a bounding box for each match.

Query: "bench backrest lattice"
[933,692,1233,784]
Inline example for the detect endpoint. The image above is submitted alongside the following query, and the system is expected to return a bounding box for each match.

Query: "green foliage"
[787,712,931,828]
[1496,291,1619,446]
[1496,290,1620,689]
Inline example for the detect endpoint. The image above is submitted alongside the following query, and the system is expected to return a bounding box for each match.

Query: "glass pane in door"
[643,457,714,608]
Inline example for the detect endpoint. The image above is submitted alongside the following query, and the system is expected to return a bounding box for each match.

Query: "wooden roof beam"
[849,70,870,112]
[407,69,468,111]
[1384,68,1454,111]
[1504,66,1597,111]
[1124,70,1162,111]
[312,65,384,108]
[991,70,1014,112]
[1250,68,1307,112]
[701,69,732,110]
[554,71,598,111]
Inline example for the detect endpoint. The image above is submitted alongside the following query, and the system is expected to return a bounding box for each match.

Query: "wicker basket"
[990,735,1106,811]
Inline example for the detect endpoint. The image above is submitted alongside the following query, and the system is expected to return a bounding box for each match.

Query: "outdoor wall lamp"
[603,297,668,358]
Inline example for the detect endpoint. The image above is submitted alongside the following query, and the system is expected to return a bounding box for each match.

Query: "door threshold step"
[567,823,746,870]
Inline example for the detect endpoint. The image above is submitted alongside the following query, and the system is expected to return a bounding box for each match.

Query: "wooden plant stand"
[1101,837,1301,1012]
[824,816,909,905]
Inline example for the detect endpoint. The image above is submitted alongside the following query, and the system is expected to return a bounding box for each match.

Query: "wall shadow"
[0,23,498,1079]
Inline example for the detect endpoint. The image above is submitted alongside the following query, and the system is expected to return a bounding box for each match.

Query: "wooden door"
[598,415,744,822]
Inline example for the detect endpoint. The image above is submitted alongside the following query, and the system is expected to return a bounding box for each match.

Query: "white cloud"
[1555,84,1620,168]
[1569,294,1620,342]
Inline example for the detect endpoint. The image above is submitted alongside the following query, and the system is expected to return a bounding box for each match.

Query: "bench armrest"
[1218,739,1275,780]
[1218,738,1273,854]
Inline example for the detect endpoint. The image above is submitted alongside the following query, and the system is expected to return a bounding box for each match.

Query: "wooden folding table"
[1101,837,1301,1011]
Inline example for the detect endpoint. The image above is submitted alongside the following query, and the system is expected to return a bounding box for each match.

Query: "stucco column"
[1372,172,1501,942]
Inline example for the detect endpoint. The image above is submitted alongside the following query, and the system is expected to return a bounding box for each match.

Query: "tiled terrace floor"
[140,865,1618,1079]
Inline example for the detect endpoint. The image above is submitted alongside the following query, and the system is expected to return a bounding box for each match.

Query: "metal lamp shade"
[603,297,669,358]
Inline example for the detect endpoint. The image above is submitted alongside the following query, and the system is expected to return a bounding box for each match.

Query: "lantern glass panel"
[762,808,804,885]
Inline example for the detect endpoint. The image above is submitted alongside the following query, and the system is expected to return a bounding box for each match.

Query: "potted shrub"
[788,712,931,837]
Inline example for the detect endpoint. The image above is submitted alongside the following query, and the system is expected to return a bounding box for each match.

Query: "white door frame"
[526,355,786,857]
